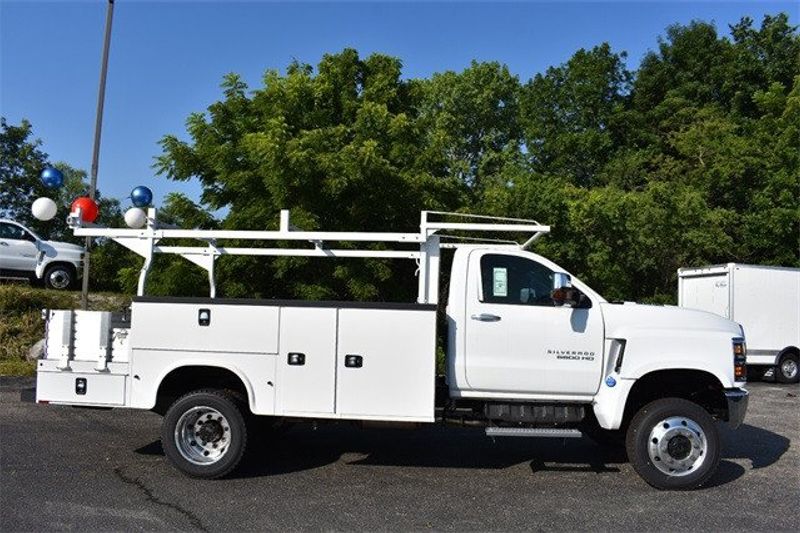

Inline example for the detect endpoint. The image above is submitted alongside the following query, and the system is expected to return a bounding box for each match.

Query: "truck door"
[464,250,604,396]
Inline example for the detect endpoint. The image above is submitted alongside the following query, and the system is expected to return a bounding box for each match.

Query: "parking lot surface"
[1,379,797,532]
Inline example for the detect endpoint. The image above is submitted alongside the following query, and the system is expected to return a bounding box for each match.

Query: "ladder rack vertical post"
[136,208,157,297]
[208,253,217,298]
[417,211,440,305]
[417,212,428,304]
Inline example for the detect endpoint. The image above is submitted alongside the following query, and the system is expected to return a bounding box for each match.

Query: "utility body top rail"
[68,208,549,304]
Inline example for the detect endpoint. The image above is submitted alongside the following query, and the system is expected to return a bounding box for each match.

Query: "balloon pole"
[81,0,115,310]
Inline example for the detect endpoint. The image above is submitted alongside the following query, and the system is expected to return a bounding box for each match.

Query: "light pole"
[80,0,115,310]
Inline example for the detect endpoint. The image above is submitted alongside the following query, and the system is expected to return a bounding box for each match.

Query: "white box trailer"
[678,263,800,383]
[30,208,751,490]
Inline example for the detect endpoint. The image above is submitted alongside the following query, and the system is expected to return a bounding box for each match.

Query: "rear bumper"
[724,388,748,428]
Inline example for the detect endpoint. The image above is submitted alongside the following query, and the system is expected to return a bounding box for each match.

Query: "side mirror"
[551,272,590,308]
[552,272,571,290]
[552,287,588,308]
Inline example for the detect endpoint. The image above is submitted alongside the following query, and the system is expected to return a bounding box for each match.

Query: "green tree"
[0,118,49,225]
[156,50,460,300]
[0,117,127,292]
[521,44,633,187]
[418,61,522,197]
[154,14,799,304]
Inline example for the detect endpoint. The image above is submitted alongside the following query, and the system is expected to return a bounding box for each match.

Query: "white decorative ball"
[31,197,57,221]
[124,207,147,229]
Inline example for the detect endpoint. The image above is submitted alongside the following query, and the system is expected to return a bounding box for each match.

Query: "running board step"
[485,427,583,438]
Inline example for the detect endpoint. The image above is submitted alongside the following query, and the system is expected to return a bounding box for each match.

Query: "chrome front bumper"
[724,388,749,429]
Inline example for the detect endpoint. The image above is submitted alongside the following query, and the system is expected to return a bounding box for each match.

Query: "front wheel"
[626,398,720,490]
[161,389,248,479]
[44,264,75,290]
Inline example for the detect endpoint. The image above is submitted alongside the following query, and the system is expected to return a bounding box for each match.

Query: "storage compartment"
[37,371,126,406]
[130,301,279,354]
[277,307,337,415]
[335,307,436,421]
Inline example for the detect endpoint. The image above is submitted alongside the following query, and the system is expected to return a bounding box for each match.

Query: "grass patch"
[0,360,36,376]
[0,284,130,376]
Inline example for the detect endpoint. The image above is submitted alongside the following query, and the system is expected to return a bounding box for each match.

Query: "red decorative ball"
[71,197,99,222]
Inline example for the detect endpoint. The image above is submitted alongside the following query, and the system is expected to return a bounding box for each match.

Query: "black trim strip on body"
[132,295,438,311]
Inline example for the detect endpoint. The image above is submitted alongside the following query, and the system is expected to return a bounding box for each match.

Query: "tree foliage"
[3,14,797,304]
[153,14,798,304]
[0,118,128,291]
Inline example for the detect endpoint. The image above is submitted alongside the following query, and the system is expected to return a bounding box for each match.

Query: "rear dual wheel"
[161,389,248,479]
[626,398,720,490]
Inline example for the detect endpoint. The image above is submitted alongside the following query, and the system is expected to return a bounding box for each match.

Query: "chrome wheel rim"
[781,359,798,379]
[647,416,707,476]
[48,270,70,289]
[174,406,231,465]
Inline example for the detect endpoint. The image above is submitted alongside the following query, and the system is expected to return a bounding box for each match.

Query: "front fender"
[612,327,736,388]
[623,359,734,389]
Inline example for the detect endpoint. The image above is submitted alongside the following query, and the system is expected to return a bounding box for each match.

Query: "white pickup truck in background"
[31,209,749,490]
[0,219,83,290]
[679,263,800,384]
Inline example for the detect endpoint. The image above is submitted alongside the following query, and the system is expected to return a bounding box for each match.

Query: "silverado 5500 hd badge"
[548,349,596,361]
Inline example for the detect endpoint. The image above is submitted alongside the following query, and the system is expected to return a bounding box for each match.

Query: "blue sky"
[2,1,797,210]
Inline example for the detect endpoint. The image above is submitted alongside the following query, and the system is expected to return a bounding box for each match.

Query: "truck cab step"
[485,427,583,438]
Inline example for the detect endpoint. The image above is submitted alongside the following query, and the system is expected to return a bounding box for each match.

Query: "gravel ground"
[1,379,797,532]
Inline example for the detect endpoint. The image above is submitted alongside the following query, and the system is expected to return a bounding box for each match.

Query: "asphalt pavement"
[1,379,797,532]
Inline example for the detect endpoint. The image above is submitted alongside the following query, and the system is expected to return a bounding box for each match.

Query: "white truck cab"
[30,209,748,490]
[0,219,83,289]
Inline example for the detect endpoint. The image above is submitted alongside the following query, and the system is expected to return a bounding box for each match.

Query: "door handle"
[471,313,501,322]
[0,242,8,246]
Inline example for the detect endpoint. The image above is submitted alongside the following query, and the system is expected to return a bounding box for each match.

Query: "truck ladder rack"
[68,208,549,303]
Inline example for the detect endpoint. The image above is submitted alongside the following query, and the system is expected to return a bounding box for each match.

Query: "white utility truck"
[679,263,800,384]
[32,209,749,490]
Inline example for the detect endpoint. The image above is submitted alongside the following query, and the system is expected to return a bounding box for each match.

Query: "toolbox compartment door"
[335,308,436,421]
[277,307,337,415]
[37,371,126,406]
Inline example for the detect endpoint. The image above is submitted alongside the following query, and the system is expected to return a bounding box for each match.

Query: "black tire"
[161,389,248,479]
[626,398,720,490]
[776,353,799,384]
[43,264,75,290]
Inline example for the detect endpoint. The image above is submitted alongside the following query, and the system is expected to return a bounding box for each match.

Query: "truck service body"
[33,209,749,490]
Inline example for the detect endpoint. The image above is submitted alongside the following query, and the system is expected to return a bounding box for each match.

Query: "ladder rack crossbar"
[156,246,420,259]
[69,208,550,303]
[73,227,423,243]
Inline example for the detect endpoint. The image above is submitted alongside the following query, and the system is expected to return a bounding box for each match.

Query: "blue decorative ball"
[130,186,153,208]
[40,167,64,189]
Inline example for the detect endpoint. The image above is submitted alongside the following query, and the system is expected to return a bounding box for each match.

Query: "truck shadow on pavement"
[135,421,789,487]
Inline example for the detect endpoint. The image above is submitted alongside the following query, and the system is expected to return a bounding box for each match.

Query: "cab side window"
[0,223,32,241]
[480,254,555,306]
